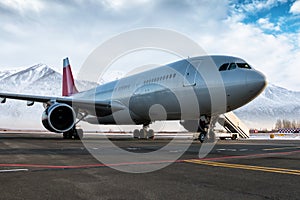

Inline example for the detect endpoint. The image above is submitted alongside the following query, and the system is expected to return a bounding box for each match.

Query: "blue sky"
[233,0,299,33]
[0,0,299,90]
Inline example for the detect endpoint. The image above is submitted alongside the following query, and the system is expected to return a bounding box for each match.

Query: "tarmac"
[0,132,300,200]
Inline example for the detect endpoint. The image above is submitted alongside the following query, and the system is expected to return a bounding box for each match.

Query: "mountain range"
[0,64,299,130]
[0,64,96,129]
[234,83,300,129]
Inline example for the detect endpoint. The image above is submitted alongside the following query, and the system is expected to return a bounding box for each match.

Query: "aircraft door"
[183,59,202,86]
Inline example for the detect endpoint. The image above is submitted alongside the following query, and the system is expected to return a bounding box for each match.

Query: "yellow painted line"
[185,159,300,176]
[263,146,300,151]
[187,160,300,173]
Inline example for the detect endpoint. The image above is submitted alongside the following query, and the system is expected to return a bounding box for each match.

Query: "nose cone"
[247,70,267,98]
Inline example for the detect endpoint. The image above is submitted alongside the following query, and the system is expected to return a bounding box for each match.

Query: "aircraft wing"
[0,92,126,116]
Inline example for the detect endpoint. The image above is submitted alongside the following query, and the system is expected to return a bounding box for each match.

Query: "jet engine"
[42,103,76,133]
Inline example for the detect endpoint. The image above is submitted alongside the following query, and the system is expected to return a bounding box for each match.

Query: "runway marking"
[184,160,300,176]
[0,150,299,170]
[0,169,28,173]
[202,149,300,161]
[263,146,300,151]
[216,148,248,152]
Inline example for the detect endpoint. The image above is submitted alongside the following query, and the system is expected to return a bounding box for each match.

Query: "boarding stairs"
[218,112,249,139]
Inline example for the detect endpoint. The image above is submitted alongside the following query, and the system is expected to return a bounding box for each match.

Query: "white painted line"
[216,149,238,152]
[126,147,140,150]
[0,169,29,173]
[169,150,182,153]
[239,149,248,151]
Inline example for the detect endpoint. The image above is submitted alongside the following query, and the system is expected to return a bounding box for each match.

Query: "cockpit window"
[219,63,229,71]
[228,63,237,70]
[236,63,251,69]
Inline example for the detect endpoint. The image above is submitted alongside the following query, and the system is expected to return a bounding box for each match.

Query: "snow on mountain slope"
[0,64,97,129]
[234,84,300,129]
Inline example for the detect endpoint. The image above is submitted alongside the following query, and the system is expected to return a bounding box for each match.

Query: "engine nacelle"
[42,103,76,133]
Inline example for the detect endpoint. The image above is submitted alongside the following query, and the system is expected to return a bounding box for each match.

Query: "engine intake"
[42,103,76,133]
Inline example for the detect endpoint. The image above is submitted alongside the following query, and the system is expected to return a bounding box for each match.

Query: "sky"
[0,0,300,90]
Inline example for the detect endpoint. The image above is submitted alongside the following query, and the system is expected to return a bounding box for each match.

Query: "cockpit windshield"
[219,63,229,71]
[228,63,237,70]
[236,63,251,69]
[219,62,252,71]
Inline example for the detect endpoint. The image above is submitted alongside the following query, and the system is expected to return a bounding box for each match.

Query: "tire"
[133,129,140,139]
[63,132,72,139]
[198,132,206,143]
[220,137,225,140]
[147,129,154,139]
[139,129,147,139]
[231,134,237,140]
[75,129,84,140]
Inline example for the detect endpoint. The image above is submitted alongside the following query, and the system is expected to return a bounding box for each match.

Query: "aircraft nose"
[247,70,267,96]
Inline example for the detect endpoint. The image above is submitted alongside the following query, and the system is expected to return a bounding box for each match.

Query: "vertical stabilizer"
[62,57,78,96]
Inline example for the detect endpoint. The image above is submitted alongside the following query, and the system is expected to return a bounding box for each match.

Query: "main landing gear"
[63,112,88,140]
[133,124,154,139]
[63,127,84,140]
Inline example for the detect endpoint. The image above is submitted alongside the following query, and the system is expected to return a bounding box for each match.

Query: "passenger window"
[228,63,237,70]
[219,63,229,71]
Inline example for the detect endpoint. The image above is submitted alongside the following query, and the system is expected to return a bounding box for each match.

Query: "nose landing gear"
[197,115,217,143]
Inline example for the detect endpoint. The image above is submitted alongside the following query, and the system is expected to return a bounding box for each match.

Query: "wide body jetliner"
[0,56,266,142]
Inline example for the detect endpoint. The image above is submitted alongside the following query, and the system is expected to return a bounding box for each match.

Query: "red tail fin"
[62,57,78,96]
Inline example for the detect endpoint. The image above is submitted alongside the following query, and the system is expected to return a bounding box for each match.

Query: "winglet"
[62,57,78,96]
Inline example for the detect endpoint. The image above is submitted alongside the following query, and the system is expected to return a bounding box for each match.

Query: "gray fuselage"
[74,55,266,125]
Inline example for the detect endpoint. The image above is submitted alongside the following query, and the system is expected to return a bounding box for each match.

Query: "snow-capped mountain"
[0,64,97,129]
[0,64,97,95]
[0,64,60,95]
[234,84,300,129]
[0,64,299,130]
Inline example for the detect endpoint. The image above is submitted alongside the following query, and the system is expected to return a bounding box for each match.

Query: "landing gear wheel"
[74,129,84,140]
[63,128,83,140]
[198,132,207,143]
[139,129,147,139]
[231,134,237,140]
[63,132,72,139]
[133,124,154,140]
[133,129,140,139]
[147,129,154,139]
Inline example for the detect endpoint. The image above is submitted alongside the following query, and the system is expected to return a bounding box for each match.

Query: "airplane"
[0,55,266,142]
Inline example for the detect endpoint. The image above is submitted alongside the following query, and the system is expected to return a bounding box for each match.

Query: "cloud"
[233,0,288,13]
[290,0,300,15]
[0,0,299,91]
[257,17,280,31]
[0,0,229,68]
[0,0,45,13]
[194,14,300,90]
